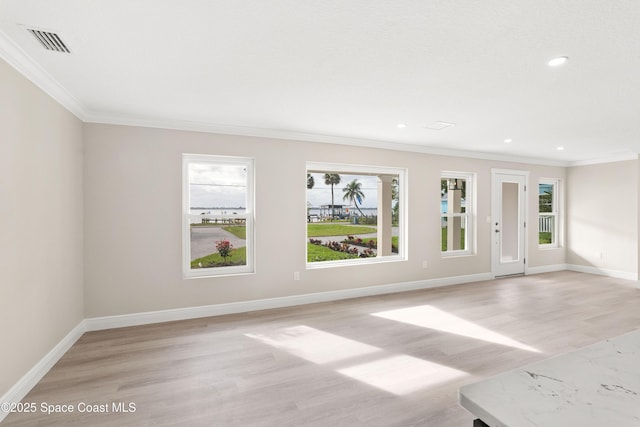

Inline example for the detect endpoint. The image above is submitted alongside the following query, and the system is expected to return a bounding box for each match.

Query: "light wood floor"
[4,271,640,427]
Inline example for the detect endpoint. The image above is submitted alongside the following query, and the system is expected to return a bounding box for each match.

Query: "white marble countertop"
[459,329,640,427]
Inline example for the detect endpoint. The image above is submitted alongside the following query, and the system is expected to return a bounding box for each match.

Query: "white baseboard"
[527,264,637,281]
[566,264,638,281]
[84,272,493,331]
[527,264,568,275]
[0,321,87,423]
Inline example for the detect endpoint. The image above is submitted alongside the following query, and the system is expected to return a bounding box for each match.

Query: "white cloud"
[189,163,247,208]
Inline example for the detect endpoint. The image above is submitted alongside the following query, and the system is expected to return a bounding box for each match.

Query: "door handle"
[495,229,500,233]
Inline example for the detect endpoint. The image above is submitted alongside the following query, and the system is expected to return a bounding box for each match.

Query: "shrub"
[215,240,233,264]
[323,240,360,256]
[342,236,366,246]
[325,241,341,251]
[360,248,375,258]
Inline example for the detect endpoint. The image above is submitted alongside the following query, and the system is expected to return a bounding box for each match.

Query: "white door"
[492,170,527,277]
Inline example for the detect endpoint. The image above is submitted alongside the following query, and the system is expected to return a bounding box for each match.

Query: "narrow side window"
[441,172,474,256]
[538,179,559,248]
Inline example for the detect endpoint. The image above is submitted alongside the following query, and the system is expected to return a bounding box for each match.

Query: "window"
[441,172,473,255]
[538,179,559,247]
[183,154,254,277]
[306,162,406,267]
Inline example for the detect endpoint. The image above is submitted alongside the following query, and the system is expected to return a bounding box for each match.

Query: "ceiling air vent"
[27,28,70,53]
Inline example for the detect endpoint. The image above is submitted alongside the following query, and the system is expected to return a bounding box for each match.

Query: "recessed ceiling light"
[397,123,407,129]
[556,146,565,151]
[548,56,568,67]
[504,138,512,144]
[425,121,456,131]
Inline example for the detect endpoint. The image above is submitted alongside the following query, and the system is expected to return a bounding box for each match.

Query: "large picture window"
[539,179,559,247]
[306,162,406,267]
[441,172,473,255]
[183,154,254,277]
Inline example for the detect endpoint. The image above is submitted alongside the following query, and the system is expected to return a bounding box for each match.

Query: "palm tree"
[342,179,365,216]
[324,173,341,219]
[307,174,315,189]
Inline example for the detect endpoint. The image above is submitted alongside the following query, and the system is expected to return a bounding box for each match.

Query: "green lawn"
[307,224,377,237]
[191,246,246,268]
[223,225,246,239]
[307,243,359,262]
[539,232,552,244]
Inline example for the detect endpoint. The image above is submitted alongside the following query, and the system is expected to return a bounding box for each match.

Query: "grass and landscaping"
[223,226,246,239]
[539,232,552,244]
[307,223,377,237]
[307,224,401,261]
[307,243,359,262]
[364,236,399,248]
[192,222,552,265]
[344,236,399,253]
[191,246,246,268]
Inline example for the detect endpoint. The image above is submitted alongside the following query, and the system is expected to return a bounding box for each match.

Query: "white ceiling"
[1,0,639,165]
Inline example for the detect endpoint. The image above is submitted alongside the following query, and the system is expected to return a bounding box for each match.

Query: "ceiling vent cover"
[27,28,70,53]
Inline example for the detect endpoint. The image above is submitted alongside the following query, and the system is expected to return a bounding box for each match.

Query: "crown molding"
[0,28,87,120]
[4,29,634,169]
[568,151,639,167]
[84,111,570,167]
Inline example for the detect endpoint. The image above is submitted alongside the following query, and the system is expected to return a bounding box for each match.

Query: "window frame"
[538,178,559,249]
[440,171,475,257]
[182,154,255,278]
[305,162,407,269]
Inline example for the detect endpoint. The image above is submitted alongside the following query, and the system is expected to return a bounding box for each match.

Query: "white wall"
[0,59,84,397]
[567,160,638,277]
[83,124,566,317]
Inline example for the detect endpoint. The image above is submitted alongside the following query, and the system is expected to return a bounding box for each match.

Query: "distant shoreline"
[191,207,246,210]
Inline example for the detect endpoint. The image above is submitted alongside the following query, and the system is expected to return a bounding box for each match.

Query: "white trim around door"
[491,169,529,278]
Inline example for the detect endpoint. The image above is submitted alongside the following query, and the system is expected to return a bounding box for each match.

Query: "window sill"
[538,245,560,251]
[306,255,406,270]
[441,251,474,258]
[184,268,255,279]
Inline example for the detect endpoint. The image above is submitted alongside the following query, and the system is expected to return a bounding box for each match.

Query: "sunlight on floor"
[246,325,472,396]
[245,325,381,364]
[337,355,468,395]
[372,305,540,353]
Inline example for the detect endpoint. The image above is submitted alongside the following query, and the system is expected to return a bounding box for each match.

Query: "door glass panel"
[501,182,519,262]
